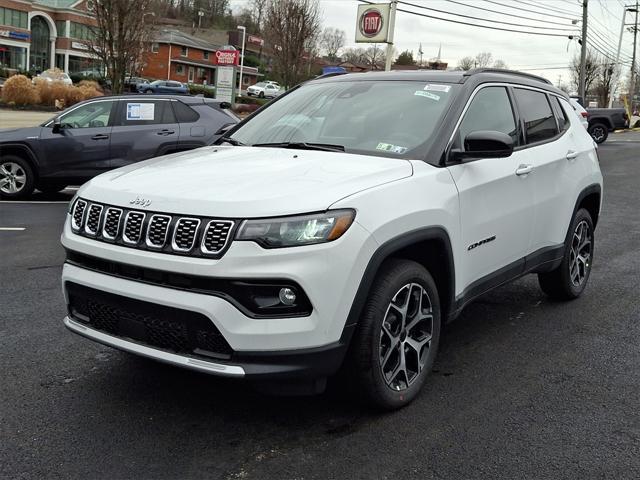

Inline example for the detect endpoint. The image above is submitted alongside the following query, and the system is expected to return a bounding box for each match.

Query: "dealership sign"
[0,30,30,41]
[355,3,390,43]
[215,50,239,65]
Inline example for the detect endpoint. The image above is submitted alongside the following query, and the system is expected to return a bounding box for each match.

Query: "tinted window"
[59,100,116,128]
[169,82,182,88]
[117,100,176,126]
[458,87,517,149]
[172,101,200,123]
[514,88,558,143]
[551,96,570,132]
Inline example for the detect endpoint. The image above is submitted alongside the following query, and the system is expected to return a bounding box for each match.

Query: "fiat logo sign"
[360,8,383,38]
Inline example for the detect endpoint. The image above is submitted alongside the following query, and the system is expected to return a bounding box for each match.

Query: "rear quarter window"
[172,101,200,123]
[514,88,558,144]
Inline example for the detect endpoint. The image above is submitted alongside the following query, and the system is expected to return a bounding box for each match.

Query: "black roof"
[312,68,565,97]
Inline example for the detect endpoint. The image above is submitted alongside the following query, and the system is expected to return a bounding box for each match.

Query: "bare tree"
[594,61,616,107]
[86,0,155,93]
[342,47,367,65]
[570,50,599,96]
[475,51,493,68]
[493,59,508,69]
[320,27,346,62]
[363,44,387,69]
[456,56,474,71]
[263,0,321,87]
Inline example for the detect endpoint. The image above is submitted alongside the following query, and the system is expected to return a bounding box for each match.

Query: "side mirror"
[451,130,514,162]
[52,117,63,134]
[214,122,235,135]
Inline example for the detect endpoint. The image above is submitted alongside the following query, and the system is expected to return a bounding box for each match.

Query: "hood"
[80,146,413,217]
[0,126,43,138]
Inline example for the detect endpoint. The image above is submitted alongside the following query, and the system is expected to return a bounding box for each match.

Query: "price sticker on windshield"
[127,103,155,121]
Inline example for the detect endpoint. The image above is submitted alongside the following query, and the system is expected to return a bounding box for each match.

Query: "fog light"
[279,287,297,306]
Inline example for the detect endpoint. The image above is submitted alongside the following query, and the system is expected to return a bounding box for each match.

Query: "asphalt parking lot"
[1,131,639,480]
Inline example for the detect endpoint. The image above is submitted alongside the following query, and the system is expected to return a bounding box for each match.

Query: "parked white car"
[36,69,73,85]
[61,69,602,409]
[246,82,283,98]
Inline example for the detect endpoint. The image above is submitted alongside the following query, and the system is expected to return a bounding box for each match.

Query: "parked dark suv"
[0,95,238,199]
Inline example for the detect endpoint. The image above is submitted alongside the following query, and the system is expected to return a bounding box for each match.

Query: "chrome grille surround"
[122,211,146,245]
[71,199,88,231]
[172,218,201,252]
[102,207,123,240]
[200,220,235,254]
[145,214,172,249]
[69,198,235,258]
[84,204,104,236]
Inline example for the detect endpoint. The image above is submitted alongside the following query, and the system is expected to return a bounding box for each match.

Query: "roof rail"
[464,68,552,85]
[313,71,348,80]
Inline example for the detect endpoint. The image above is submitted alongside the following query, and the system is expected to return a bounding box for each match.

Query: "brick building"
[141,28,261,89]
[0,0,100,74]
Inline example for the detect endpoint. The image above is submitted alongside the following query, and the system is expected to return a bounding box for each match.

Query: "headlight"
[236,209,355,248]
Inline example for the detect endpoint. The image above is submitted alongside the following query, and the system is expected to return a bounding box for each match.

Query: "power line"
[358,0,577,37]
[444,0,578,27]
[482,0,580,21]
[519,0,581,17]
[397,1,579,31]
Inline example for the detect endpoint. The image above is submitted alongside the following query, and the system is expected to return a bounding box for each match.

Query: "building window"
[176,64,184,75]
[180,46,188,57]
[203,51,209,60]
[0,7,28,29]
[151,43,159,53]
[0,44,27,70]
[70,22,94,41]
[55,20,67,37]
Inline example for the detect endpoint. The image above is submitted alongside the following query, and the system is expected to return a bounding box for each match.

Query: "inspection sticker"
[424,84,451,92]
[376,142,408,154]
[414,90,440,101]
[126,103,155,121]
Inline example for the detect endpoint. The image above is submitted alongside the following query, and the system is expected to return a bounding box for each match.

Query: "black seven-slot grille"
[67,282,233,359]
[70,198,235,258]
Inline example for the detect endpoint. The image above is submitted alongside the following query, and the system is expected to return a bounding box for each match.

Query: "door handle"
[157,130,175,136]
[91,134,109,140]
[515,164,534,176]
[566,150,578,160]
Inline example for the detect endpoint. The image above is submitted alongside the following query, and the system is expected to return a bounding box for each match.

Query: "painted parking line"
[0,227,26,231]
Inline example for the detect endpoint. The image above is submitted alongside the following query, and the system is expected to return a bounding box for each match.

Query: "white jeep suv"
[61,69,602,409]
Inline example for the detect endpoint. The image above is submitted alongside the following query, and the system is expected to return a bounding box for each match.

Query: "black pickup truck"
[586,108,629,144]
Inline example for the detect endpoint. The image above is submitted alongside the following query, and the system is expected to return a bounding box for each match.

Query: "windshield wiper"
[252,142,345,152]
[219,135,245,146]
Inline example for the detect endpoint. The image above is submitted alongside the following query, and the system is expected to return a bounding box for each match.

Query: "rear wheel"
[538,208,594,300]
[0,155,35,199]
[346,259,441,410]
[588,122,608,143]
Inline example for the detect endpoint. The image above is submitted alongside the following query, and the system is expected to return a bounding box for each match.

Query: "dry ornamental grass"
[2,74,103,109]
[1,75,40,106]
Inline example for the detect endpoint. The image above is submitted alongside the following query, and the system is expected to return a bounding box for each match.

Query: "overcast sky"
[229,0,636,91]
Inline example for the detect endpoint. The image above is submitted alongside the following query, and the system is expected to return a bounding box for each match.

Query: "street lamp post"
[609,4,639,107]
[237,26,246,96]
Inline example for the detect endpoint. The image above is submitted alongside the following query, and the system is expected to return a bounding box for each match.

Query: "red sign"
[215,50,239,66]
[360,8,383,38]
[247,35,264,47]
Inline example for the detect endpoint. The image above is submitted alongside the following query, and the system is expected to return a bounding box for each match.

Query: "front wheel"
[0,155,35,199]
[588,123,608,143]
[346,259,441,410]
[538,208,594,300]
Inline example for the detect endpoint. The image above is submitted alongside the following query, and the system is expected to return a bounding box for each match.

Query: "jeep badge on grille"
[130,196,152,207]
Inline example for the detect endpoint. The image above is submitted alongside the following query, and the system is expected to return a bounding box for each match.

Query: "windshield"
[229,80,458,159]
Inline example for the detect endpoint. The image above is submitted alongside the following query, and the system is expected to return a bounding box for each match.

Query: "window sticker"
[126,103,155,121]
[424,84,451,93]
[414,90,440,101]
[376,142,408,154]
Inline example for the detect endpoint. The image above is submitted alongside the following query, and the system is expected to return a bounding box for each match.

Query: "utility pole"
[384,1,397,71]
[579,0,589,102]
[629,2,639,110]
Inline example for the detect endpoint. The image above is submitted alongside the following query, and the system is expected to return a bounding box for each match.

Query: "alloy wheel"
[379,283,434,391]
[591,126,606,142]
[569,220,592,287]
[0,162,27,194]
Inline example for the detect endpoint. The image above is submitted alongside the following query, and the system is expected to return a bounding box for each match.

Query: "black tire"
[259,91,265,98]
[346,259,441,410]
[588,122,608,144]
[0,155,36,199]
[538,208,594,300]
[37,182,67,194]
